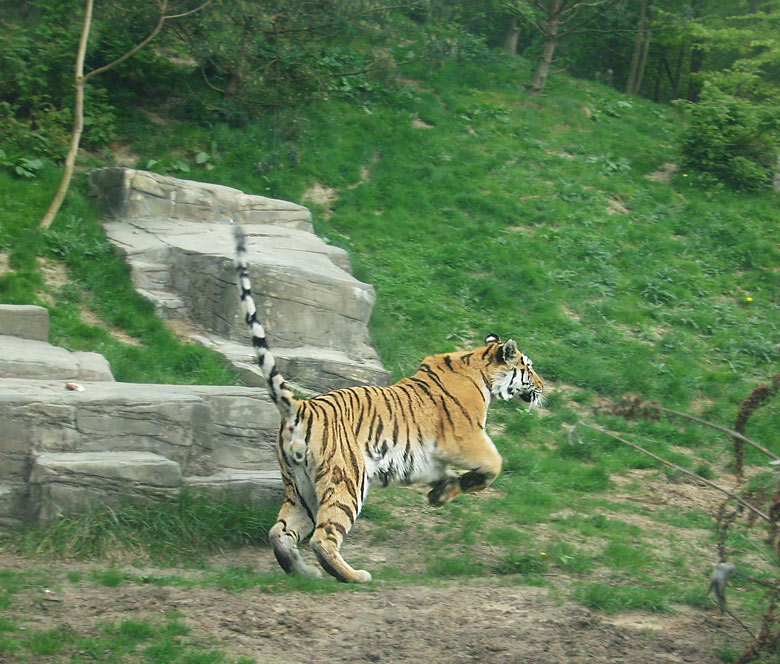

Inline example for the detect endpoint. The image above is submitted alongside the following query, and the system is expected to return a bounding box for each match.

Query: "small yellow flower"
[683,173,688,177]
[540,551,547,556]
[746,296,753,302]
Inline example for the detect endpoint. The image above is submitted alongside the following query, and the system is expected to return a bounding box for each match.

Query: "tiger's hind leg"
[427,470,460,506]
[269,480,322,579]
[310,469,371,583]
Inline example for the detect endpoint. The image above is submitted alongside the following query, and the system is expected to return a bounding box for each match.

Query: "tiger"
[234,225,544,583]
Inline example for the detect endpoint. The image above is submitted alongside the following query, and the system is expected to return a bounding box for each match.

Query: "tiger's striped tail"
[234,226,297,419]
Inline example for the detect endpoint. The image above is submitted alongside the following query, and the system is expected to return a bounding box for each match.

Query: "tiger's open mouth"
[517,387,544,408]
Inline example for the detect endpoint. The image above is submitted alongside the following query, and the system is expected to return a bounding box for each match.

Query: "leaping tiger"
[234,226,544,583]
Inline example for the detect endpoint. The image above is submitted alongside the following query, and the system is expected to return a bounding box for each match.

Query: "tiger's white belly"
[363,439,446,488]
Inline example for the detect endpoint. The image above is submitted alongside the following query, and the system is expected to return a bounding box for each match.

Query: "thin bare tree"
[39,0,211,230]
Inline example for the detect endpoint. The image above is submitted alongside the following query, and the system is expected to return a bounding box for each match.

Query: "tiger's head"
[484,333,544,408]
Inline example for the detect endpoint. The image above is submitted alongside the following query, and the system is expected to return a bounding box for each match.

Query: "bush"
[679,83,778,191]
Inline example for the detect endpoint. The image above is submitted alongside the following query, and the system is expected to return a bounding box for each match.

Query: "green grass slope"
[1,54,779,633]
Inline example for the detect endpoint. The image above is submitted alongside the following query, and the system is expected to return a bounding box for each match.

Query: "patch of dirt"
[301,183,339,218]
[0,252,11,276]
[645,162,678,183]
[301,183,338,208]
[411,118,434,129]
[109,141,141,168]
[611,468,735,514]
[347,153,379,190]
[78,307,142,347]
[606,196,630,215]
[0,549,739,664]
[38,257,69,300]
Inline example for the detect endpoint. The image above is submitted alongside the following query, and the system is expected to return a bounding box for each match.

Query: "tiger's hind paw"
[427,479,460,507]
[352,569,372,583]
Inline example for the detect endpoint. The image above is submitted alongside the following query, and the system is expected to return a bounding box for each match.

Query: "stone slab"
[30,451,182,486]
[89,167,313,230]
[184,469,282,502]
[0,482,25,528]
[0,336,114,381]
[0,305,49,341]
[29,451,182,522]
[104,219,375,348]
[198,336,391,393]
[0,379,280,482]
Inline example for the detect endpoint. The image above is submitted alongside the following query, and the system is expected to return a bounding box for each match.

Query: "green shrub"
[679,83,778,191]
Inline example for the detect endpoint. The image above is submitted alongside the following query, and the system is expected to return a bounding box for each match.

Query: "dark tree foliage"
[0,0,777,193]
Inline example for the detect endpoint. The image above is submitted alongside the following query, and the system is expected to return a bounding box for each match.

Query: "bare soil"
[0,548,740,664]
[1,484,748,664]
[2,467,760,663]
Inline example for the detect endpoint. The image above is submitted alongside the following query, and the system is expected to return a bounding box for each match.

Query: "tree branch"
[559,0,622,38]
[86,0,212,81]
[571,421,771,523]
[654,406,780,462]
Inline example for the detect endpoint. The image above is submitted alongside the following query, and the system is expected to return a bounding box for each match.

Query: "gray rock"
[29,451,182,522]
[0,482,25,528]
[0,378,283,523]
[184,469,281,503]
[0,336,114,381]
[0,169,392,526]
[200,336,389,394]
[89,167,313,230]
[72,352,114,381]
[0,305,49,341]
[89,167,391,392]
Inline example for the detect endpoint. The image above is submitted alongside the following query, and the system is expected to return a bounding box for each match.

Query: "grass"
[574,582,674,614]
[1,48,779,658]
[0,564,254,663]
[0,611,255,664]
[9,490,277,564]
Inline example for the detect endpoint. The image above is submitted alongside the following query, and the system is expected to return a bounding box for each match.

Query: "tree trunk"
[633,25,651,93]
[39,0,93,230]
[652,57,661,102]
[502,17,521,57]
[626,0,651,95]
[527,36,558,94]
[526,1,559,96]
[625,0,648,94]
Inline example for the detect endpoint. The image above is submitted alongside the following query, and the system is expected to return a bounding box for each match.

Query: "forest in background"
[1,0,779,193]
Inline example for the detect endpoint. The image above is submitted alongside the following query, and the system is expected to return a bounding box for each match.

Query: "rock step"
[89,167,314,231]
[104,218,375,349]
[0,482,24,528]
[0,335,114,381]
[29,451,181,522]
[184,469,282,503]
[0,379,283,522]
[27,453,283,523]
[0,304,49,341]
[197,336,390,394]
[90,167,389,395]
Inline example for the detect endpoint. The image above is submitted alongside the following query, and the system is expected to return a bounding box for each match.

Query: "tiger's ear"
[485,333,501,344]
[502,339,519,363]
